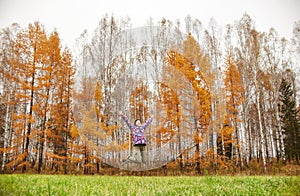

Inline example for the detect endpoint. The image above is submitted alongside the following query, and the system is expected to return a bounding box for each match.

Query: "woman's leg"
[127,146,141,163]
[140,146,147,163]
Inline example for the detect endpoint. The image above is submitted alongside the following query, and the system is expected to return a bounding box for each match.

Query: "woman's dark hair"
[134,119,141,126]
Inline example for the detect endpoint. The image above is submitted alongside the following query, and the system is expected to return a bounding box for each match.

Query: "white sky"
[0,0,299,47]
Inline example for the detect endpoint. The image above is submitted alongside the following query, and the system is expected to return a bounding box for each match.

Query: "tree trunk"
[275,101,286,163]
[37,119,46,173]
[1,93,11,171]
[22,71,35,173]
[256,92,267,171]
[234,123,243,170]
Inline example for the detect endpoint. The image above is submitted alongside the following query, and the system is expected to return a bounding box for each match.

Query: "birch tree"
[0,23,20,171]
[203,18,224,160]
[235,14,267,170]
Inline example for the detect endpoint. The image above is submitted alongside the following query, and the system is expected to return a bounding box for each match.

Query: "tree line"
[0,13,299,174]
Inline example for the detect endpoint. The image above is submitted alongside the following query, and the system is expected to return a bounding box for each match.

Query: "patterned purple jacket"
[121,114,153,146]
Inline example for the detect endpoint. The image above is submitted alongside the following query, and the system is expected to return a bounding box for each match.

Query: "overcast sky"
[0,0,299,46]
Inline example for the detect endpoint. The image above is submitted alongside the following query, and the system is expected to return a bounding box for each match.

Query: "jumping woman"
[119,111,153,164]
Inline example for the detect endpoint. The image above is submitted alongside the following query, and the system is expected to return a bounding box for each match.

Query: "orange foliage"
[165,50,211,129]
[223,52,245,120]
[70,124,80,139]
[129,83,151,121]
[94,81,104,121]
[155,127,176,144]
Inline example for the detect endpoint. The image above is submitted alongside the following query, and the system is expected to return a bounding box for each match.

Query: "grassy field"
[0,174,299,195]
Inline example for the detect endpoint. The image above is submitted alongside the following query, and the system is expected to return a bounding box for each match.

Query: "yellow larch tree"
[223,52,245,169]
[165,49,211,174]
[156,82,180,145]
[47,48,75,173]
[36,31,61,173]
[182,33,214,89]
[6,22,48,172]
[129,82,151,122]
[182,33,219,168]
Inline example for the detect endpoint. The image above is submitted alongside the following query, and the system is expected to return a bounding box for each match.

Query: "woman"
[119,111,153,164]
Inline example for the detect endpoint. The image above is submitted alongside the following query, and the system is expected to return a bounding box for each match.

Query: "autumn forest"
[0,13,299,175]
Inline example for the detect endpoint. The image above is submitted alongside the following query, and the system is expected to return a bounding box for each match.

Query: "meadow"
[0,174,299,195]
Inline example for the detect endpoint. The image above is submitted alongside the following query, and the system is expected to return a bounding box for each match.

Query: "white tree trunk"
[2,93,11,171]
[256,92,267,171]
[275,98,286,162]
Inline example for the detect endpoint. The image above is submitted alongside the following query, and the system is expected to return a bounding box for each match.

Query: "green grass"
[0,175,299,195]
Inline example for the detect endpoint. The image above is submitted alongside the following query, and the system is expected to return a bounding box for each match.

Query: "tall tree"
[182,33,214,170]
[48,48,74,173]
[223,52,245,169]
[89,15,131,126]
[235,14,267,170]
[156,82,180,146]
[36,31,62,173]
[203,18,224,161]
[260,28,286,164]
[7,22,48,172]
[0,23,20,171]
[165,49,211,173]
[291,21,300,102]
[279,78,300,164]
